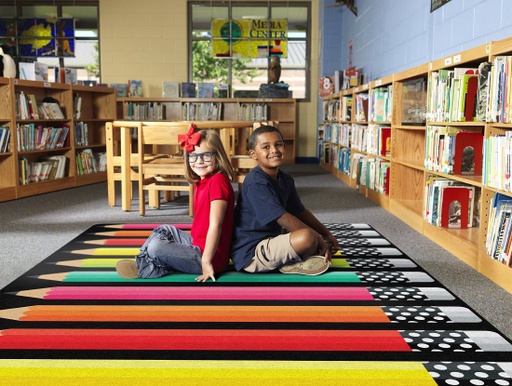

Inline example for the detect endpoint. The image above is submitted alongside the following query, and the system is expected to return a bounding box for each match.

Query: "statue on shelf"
[0,45,16,78]
[269,55,281,84]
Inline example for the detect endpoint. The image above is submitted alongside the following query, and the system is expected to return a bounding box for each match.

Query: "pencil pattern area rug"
[0,223,512,385]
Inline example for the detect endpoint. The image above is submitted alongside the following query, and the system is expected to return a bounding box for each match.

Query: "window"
[189,1,310,100]
[0,1,99,83]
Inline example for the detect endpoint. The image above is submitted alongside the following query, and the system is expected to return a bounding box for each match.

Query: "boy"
[230,125,340,275]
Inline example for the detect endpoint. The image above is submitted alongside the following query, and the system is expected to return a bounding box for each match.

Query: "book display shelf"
[319,36,512,294]
[116,97,296,163]
[0,77,115,202]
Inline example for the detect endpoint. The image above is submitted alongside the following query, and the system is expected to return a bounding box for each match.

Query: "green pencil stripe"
[58,271,360,283]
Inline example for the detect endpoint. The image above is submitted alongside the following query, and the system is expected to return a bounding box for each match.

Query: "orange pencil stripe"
[0,305,390,323]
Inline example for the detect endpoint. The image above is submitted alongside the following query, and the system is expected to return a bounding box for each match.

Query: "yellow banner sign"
[211,19,287,59]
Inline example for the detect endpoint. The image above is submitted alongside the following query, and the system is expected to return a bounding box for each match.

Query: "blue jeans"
[135,225,202,278]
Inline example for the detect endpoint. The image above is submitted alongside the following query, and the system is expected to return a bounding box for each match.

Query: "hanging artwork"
[0,17,75,58]
[211,19,287,59]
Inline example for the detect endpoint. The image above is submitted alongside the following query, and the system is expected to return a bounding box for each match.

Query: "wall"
[99,0,322,160]
[322,0,512,82]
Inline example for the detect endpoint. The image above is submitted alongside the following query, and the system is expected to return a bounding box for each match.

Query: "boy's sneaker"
[279,256,330,276]
[116,259,139,279]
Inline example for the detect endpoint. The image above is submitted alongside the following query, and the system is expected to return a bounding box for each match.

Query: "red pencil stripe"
[28,286,374,301]
[0,329,410,351]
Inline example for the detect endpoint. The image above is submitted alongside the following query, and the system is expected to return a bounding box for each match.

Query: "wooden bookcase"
[116,97,296,163]
[319,36,512,294]
[0,77,115,202]
[0,77,16,202]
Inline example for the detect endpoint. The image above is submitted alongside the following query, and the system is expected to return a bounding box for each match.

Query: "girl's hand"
[195,261,216,282]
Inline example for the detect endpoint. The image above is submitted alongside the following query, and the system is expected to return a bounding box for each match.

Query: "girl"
[116,127,235,282]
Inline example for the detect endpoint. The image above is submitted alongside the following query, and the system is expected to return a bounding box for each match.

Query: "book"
[110,83,128,98]
[319,76,334,97]
[19,62,49,82]
[162,81,180,98]
[476,62,492,122]
[181,82,196,98]
[198,83,214,98]
[218,83,229,98]
[64,68,78,84]
[128,80,142,97]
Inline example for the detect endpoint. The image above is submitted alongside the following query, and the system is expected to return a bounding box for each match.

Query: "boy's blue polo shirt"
[230,165,305,271]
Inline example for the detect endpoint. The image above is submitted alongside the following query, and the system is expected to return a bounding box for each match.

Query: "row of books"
[0,126,11,153]
[369,85,393,122]
[485,192,512,266]
[351,153,390,194]
[427,67,478,122]
[483,132,512,192]
[424,126,483,175]
[321,69,363,96]
[321,122,351,147]
[16,124,70,152]
[238,103,268,121]
[350,123,391,157]
[75,122,89,147]
[182,102,222,121]
[16,91,65,120]
[122,102,166,121]
[426,56,512,124]
[480,57,512,123]
[18,155,67,185]
[76,149,106,175]
[423,176,479,229]
[322,99,339,121]
[320,144,390,195]
[354,93,369,122]
[110,80,143,98]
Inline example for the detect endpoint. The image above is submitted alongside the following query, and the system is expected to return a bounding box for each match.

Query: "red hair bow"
[178,123,201,152]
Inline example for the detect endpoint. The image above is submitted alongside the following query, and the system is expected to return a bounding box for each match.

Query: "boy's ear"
[249,149,257,160]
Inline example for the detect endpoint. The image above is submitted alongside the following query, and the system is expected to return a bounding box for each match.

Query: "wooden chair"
[106,121,168,210]
[137,122,193,217]
[225,121,279,189]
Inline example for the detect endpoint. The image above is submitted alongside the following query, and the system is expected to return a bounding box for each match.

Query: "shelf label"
[13,79,18,85]
[444,57,452,65]
[44,82,52,88]
[453,54,461,63]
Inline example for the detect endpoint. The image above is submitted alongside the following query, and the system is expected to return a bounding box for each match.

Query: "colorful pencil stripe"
[53,258,351,269]
[12,286,374,301]
[36,271,361,283]
[0,329,411,351]
[0,305,390,323]
[84,238,147,246]
[0,359,437,386]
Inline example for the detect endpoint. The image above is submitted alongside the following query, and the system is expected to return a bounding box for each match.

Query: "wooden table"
[107,120,255,211]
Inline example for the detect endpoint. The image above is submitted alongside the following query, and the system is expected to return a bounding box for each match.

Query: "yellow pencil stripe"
[0,360,435,385]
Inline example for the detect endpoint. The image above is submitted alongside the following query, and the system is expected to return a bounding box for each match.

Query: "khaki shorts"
[243,233,301,273]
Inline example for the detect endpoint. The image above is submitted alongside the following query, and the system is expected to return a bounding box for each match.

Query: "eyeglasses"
[187,151,216,163]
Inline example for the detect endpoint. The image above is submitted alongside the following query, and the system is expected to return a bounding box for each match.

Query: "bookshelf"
[0,77,15,202]
[116,97,297,163]
[319,36,512,294]
[0,77,115,202]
